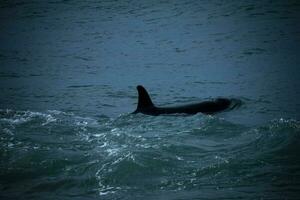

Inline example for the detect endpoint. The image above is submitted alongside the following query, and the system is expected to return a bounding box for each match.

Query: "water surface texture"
[1,0,300,199]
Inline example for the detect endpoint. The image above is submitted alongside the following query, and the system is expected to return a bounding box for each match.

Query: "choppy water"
[1,0,300,199]
[1,110,300,199]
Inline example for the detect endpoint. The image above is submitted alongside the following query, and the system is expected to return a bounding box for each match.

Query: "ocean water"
[1,0,300,199]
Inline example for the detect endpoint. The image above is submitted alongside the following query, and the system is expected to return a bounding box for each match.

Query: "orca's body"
[133,85,233,116]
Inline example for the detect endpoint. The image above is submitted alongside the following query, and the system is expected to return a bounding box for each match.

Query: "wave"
[1,109,299,199]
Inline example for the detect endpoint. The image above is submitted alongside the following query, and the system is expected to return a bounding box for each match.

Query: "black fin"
[135,85,155,112]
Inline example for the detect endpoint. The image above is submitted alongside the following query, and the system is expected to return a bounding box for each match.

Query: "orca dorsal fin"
[135,85,155,112]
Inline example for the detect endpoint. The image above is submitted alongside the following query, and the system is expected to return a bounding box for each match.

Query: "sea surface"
[1,0,300,199]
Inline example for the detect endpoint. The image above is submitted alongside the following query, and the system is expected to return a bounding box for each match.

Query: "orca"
[133,85,233,115]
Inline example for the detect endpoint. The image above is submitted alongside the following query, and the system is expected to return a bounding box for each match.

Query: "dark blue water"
[1,0,300,199]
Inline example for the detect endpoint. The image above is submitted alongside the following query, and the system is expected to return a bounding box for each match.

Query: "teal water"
[1,110,300,199]
[1,0,300,199]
